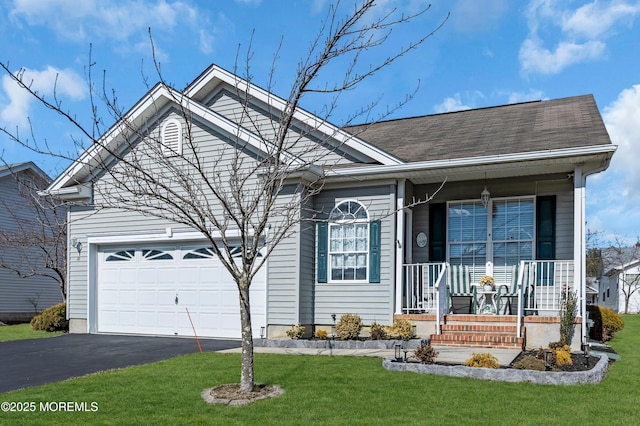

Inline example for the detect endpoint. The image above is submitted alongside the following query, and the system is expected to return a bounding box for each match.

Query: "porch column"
[395,179,405,315]
[573,165,586,342]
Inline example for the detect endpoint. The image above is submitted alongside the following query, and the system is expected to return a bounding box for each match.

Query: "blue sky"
[1,0,639,242]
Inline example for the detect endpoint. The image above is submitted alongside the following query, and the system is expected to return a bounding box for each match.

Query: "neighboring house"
[44,65,615,349]
[0,162,64,322]
[598,247,640,313]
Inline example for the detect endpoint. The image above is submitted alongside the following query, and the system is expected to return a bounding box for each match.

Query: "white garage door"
[97,244,266,339]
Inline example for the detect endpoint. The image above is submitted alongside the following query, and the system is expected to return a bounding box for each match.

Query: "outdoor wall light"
[70,237,82,254]
[260,326,266,339]
[481,185,491,208]
[544,349,553,371]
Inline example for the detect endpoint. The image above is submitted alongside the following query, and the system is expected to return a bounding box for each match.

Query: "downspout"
[395,180,406,316]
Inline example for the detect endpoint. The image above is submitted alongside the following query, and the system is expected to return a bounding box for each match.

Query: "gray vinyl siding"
[0,172,62,318]
[409,174,575,263]
[312,184,396,325]
[206,87,368,167]
[265,189,302,325]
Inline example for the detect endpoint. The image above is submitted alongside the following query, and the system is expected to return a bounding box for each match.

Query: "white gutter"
[325,145,617,179]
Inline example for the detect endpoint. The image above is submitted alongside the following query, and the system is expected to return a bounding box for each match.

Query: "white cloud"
[506,89,545,104]
[519,38,605,75]
[563,1,640,39]
[9,0,218,54]
[434,92,481,113]
[0,66,86,128]
[520,0,640,75]
[603,84,640,201]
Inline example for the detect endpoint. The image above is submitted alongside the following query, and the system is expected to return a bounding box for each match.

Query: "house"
[0,162,64,322]
[597,247,640,314]
[44,65,615,350]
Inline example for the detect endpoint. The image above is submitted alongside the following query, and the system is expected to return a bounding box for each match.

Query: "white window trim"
[328,200,370,283]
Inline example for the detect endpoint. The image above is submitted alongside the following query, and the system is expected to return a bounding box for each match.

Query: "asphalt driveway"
[0,334,240,393]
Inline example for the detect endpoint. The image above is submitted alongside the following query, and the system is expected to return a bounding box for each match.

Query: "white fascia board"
[325,145,618,179]
[44,184,92,200]
[184,65,403,166]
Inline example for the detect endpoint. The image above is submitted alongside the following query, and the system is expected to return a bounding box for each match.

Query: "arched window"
[328,201,369,281]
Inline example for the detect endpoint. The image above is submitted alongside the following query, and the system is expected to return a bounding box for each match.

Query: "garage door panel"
[97,243,266,338]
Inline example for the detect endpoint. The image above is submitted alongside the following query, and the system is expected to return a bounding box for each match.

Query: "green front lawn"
[2,316,639,425]
[0,323,64,342]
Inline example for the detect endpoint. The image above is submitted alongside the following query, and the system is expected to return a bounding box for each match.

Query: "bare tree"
[1,1,447,394]
[601,237,640,314]
[0,168,67,300]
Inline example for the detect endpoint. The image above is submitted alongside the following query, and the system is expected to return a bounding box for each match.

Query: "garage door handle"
[175,294,179,305]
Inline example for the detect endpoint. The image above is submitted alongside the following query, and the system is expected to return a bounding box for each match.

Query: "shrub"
[30,303,68,332]
[315,329,328,340]
[387,319,414,340]
[559,290,578,345]
[555,347,573,366]
[285,324,305,339]
[464,353,500,369]
[413,341,438,364]
[548,341,565,350]
[335,314,363,340]
[369,321,386,340]
[587,305,624,342]
[512,355,546,371]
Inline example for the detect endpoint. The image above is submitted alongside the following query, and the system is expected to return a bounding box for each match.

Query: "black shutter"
[536,196,556,286]
[429,203,446,262]
[317,222,328,283]
[536,196,556,260]
[369,220,381,283]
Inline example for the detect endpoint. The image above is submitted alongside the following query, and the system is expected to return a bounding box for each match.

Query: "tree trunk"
[238,277,254,394]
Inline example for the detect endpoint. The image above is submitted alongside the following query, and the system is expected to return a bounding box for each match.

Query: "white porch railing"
[519,260,577,314]
[402,262,448,334]
[401,260,578,338]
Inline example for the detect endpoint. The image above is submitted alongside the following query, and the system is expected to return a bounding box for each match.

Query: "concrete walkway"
[218,345,522,366]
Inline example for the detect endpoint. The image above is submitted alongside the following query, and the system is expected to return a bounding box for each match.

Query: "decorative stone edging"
[382,353,609,385]
[255,338,422,350]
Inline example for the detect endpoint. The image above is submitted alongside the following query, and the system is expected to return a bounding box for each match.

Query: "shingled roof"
[346,94,612,163]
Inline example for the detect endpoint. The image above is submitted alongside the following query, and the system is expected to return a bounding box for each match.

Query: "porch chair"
[496,264,520,315]
[446,265,476,314]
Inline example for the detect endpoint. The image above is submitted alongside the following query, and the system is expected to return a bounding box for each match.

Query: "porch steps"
[430,315,525,349]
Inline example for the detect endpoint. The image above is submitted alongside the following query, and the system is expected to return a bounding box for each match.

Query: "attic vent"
[161,118,182,156]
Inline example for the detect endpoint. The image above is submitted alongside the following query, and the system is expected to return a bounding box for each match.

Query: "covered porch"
[399,260,579,349]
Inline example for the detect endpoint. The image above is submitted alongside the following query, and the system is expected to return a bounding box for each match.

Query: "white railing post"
[517,260,525,338]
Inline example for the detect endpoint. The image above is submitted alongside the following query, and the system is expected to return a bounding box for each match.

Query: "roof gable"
[48,65,402,193]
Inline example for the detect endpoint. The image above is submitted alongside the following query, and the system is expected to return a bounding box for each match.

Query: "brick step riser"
[440,325,519,333]
[431,335,524,344]
[433,342,523,349]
